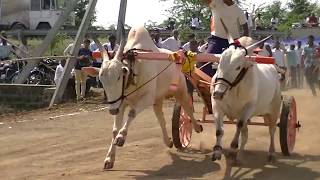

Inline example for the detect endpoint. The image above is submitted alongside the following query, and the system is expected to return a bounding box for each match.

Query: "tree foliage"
[74,0,97,27]
[159,0,320,33]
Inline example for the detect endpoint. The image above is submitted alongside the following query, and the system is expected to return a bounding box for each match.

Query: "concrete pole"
[49,0,98,108]
[14,0,79,84]
[116,0,127,44]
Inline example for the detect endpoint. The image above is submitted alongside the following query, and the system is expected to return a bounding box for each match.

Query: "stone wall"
[0,84,54,110]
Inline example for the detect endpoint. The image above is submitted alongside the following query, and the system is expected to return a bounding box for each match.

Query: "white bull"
[83,26,202,169]
[210,37,281,163]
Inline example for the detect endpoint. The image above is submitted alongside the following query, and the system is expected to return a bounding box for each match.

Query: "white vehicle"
[0,0,75,30]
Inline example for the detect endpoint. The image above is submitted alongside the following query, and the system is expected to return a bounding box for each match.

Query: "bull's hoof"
[212,145,223,161]
[103,161,114,170]
[195,124,203,133]
[212,151,222,161]
[114,136,126,147]
[167,138,174,148]
[267,154,276,163]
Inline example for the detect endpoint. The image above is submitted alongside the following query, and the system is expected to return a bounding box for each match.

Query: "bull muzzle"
[109,108,119,115]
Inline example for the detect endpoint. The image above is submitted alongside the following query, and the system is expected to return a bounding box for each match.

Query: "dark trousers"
[289,66,297,88]
[296,64,303,88]
[196,35,229,77]
[305,66,318,96]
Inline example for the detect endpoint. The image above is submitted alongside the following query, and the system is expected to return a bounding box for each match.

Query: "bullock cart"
[166,54,300,156]
[91,49,300,156]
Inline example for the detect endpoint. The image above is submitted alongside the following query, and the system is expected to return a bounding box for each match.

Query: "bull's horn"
[115,22,126,61]
[246,35,272,52]
[92,35,109,61]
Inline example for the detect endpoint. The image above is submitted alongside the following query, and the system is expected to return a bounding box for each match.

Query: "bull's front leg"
[229,103,255,163]
[114,96,150,147]
[211,101,225,161]
[104,104,125,170]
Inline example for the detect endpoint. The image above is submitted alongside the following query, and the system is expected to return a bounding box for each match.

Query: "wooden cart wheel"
[172,96,193,149]
[279,96,297,156]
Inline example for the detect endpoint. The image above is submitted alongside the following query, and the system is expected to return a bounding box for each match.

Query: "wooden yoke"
[92,50,275,64]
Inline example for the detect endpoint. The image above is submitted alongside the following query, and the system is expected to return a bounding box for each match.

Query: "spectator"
[74,39,92,101]
[190,14,200,30]
[89,41,98,52]
[153,30,162,48]
[103,34,119,52]
[255,13,263,30]
[202,0,249,77]
[286,44,298,88]
[161,29,181,51]
[272,41,286,88]
[245,11,253,30]
[302,35,318,96]
[306,13,319,27]
[54,59,66,85]
[270,16,279,30]
[296,41,303,88]
[265,44,273,57]
[0,32,14,61]
[182,33,196,51]
[257,42,269,56]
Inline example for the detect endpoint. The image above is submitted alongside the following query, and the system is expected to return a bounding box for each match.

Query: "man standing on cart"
[200,0,249,77]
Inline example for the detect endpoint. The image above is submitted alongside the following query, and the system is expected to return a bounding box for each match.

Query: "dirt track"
[0,89,320,180]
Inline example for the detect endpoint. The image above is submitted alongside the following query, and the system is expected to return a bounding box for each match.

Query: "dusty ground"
[0,89,320,180]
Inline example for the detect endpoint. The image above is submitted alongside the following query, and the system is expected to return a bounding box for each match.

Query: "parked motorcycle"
[27,58,58,85]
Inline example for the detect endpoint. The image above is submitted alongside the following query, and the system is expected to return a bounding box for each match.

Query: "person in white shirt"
[296,41,303,88]
[102,34,119,52]
[182,33,196,51]
[272,41,286,88]
[271,16,279,30]
[272,41,286,67]
[190,14,200,30]
[54,59,66,85]
[201,0,249,77]
[89,41,98,52]
[161,29,181,51]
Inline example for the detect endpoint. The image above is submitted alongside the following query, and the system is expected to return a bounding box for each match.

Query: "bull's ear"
[82,67,100,77]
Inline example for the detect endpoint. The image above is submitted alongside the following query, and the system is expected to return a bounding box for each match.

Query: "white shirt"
[191,17,200,28]
[209,2,247,39]
[271,17,279,24]
[182,42,190,51]
[90,42,98,52]
[161,36,181,51]
[272,49,285,67]
[102,42,119,51]
[54,64,64,85]
[296,48,303,65]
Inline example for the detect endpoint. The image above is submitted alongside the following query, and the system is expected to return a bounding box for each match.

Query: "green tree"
[159,0,211,30]
[74,0,97,27]
[255,1,287,30]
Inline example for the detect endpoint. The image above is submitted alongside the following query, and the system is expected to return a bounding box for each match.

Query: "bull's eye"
[236,66,241,70]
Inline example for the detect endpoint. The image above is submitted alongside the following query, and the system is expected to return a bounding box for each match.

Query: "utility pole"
[49,0,98,108]
[116,0,127,44]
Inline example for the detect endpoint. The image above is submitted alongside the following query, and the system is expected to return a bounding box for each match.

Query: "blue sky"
[93,0,310,28]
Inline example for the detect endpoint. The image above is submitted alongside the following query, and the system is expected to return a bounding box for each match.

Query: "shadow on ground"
[223,150,320,180]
